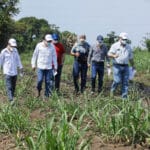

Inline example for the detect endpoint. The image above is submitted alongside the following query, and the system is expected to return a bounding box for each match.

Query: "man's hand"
[113,54,119,58]
[75,52,80,57]
[106,63,110,67]
[88,63,91,67]
[32,67,36,71]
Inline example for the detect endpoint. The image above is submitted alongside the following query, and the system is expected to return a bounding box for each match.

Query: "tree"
[0,0,20,49]
[104,31,117,49]
[61,31,77,54]
[13,17,60,52]
[143,33,150,52]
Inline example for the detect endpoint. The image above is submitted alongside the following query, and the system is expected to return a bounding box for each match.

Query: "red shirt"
[53,42,65,65]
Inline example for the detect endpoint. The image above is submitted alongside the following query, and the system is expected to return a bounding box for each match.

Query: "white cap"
[45,34,53,41]
[119,32,128,39]
[8,38,17,47]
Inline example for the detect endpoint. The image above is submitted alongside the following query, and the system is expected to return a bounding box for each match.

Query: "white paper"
[107,67,112,76]
[129,67,136,80]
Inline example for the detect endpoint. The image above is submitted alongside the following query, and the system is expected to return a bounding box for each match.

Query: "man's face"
[121,38,127,46]
[8,44,16,51]
[79,38,85,43]
[44,40,52,47]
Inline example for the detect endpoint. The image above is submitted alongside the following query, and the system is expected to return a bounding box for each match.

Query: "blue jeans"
[5,75,17,101]
[55,65,63,91]
[73,60,88,92]
[111,64,129,98]
[91,62,104,92]
[37,68,53,97]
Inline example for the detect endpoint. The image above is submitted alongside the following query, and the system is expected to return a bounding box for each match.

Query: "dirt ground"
[0,73,150,150]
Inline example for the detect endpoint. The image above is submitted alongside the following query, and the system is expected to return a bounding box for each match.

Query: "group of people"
[0,32,134,104]
[0,33,65,103]
[31,34,65,98]
[71,32,134,98]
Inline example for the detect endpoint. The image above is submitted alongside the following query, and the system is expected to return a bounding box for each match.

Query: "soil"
[0,72,150,150]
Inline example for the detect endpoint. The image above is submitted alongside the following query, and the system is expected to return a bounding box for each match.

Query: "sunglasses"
[47,40,52,43]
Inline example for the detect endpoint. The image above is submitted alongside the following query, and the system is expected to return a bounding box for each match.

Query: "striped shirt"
[88,44,109,64]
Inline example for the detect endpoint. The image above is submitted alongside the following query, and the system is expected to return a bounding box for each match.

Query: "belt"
[92,61,104,64]
[114,63,128,66]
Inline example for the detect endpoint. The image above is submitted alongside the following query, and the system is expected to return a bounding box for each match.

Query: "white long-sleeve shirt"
[31,42,57,70]
[0,48,23,76]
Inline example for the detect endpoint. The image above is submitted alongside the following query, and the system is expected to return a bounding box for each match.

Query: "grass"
[0,50,149,149]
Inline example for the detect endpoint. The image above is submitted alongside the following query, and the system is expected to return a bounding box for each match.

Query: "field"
[0,50,150,150]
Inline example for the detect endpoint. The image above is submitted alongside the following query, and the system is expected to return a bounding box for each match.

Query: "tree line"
[0,0,150,53]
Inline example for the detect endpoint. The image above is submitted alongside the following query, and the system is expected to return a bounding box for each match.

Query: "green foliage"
[12,17,58,52]
[25,110,89,150]
[104,31,117,49]
[145,39,150,52]
[0,51,150,149]
[142,33,150,52]
[0,105,30,133]
[133,50,150,73]
[61,31,77,54]
[0,0,20,49]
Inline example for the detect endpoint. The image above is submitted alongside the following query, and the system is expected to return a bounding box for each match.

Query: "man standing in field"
[108,32,134,98]
[52,33,65,92]
[70,35,90,93]
[88,35,110,94]
[31,34,57,98]
[0,38,23,103]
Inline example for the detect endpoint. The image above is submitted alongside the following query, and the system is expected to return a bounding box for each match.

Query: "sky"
[14,0,150,47]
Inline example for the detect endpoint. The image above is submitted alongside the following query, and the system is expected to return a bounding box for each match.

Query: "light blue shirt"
[0,48,23,76]
[31,41,57,70]
[108,41,133,65]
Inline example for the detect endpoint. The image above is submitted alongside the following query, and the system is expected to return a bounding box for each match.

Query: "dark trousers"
[73,60,88,92]
[5,75,17,101]
[55,65,63,91]
[91,62,104,92]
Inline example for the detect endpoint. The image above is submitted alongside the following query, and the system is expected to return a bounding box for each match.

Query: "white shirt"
[108,41,133,65]
[0,48,23,76]
[31,41,57,70]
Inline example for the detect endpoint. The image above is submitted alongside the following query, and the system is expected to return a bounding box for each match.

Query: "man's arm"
[70,43,80,57]
[87,47,93,67]
[107,45,118,59]
[31,45,39,70]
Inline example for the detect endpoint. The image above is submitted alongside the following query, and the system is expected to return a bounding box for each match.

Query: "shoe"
[122,95,127,99]
[98,89,102,93]
[80,89,84,93]
[36,91,41,98]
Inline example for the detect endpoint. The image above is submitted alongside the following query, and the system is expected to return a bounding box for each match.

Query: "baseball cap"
[8,38,17,47]
[45,34,53,41]
[97,35,104,43]
[52,33,59,40]
[119,32,128,40]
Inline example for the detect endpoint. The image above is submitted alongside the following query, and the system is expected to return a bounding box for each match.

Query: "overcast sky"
[14,0,150,47]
